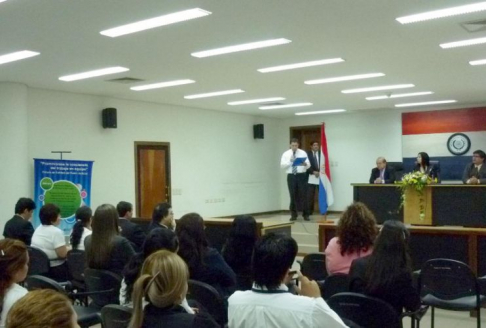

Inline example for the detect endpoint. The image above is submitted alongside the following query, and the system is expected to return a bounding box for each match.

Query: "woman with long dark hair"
[176,213,236,296]
[222,215,258,290]
[0,239,29,327]
[349,220,420,313]
[84,204,135,275]
[414,152,440,182]
[70,206,92,251]
[325,202,378,275]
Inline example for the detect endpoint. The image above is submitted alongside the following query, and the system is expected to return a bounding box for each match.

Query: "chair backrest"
[327,292,401,328]
[187,279,227,326]
[419,258,478,300]
[323,274,350,300]
[25,275,65,293]
[101,304,133,328]
[301,253,327,281]
[387,162,405,181]
[67,250,86,282]
[84,268,122,309]
[27,246,50,276]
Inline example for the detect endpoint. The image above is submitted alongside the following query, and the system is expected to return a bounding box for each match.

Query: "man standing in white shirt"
[228,233,347,328]
[281,138,311,221]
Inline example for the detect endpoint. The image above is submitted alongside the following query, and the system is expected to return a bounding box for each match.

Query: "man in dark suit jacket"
[306,141,321,215]
[462,150,486,185]
[116,201,146,252]
[3,198,36,245]
[369,157,396,184]
[148,202,174,232]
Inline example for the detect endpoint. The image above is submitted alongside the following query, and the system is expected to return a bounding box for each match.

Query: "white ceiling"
[2,0,486,118]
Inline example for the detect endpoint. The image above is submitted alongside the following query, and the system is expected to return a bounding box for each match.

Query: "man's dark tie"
[471,166,479,178]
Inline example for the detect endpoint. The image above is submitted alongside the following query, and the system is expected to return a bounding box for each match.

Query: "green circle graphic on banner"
[44,181,82,219]
[40,177,54,191]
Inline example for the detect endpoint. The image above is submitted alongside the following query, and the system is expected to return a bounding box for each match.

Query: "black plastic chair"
[27,246,50,276]
[84,268,122,310]
[328,292,407,328]
[67,250,86,284]
[418,259,486,328]
[101,304,133,328]
[24,275,101,328]
[323,274,350,300]
[187,279,227,327]
[298,253,328,282]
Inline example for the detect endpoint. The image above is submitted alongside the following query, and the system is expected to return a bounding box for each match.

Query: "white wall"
[0,85,283,231]
[279,110,403,212]
[0,83,30,226]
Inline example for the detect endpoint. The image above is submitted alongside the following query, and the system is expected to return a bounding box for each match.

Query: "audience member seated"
[117,201,146,252]
[129,250,219,328]
[31,204,69,281]
[120,227,193,314]
[176,213,236,297]
[369,157,395,184]
[3,198,36,246]
[349,220,420,314]
[85,204,135,276]
[463,149,486,185]
[0,239,29,328]
[69,206,92,251]
[6,289,79,328]
[325,202,377,275]
[228,233,347,328]
[148,202,175,232]
[222,215,258,290]
[414,152,440,182]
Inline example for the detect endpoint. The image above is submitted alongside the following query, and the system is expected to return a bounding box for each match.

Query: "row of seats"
[300,252,485,328]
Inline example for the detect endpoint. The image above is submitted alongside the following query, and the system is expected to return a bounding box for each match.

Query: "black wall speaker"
[102,108,117,129]
[253,124,264,139]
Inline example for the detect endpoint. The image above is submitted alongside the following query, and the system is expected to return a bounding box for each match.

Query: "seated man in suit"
[228,233,347,328]
[117,201,146,252]
[148,202,175,232]
[463,150,486,185]
[3,198,36,245]
[369,157,396,184]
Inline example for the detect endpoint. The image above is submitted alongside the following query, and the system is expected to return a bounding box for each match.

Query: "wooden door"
[290,125,321,213]
[135,142,171,218]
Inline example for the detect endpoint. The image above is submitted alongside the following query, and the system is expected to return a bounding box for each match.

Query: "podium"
[352,184,486,227]
[403,187,433,225]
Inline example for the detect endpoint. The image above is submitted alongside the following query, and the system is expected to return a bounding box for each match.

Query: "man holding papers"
[307,141,321,214]
[281,138,311,221]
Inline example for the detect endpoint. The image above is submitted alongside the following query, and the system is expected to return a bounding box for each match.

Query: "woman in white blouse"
[70,206,92,251]
[31,204,68,282]
[0,239,29,328]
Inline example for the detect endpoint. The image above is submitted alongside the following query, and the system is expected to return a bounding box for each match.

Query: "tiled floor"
[403,308,485,327]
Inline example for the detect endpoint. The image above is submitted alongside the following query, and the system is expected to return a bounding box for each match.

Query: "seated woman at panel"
[6,289,79,328]
[120,227,193,313]
[84,204,135,276]
[414,152,440,182]
[349,220,420,314]
[31,204,69,281]
[325,202,377,275]
[222,215,258,290]
[129,250,218,328]
[0,239,29,328]
[176,213,236,297]
[70,206,92,251]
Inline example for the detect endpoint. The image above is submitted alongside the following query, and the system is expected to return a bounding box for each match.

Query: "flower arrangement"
[396,171,436,220]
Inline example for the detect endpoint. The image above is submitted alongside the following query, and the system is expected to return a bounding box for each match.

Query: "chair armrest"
[400,305,429,322]
[478,276,486,295]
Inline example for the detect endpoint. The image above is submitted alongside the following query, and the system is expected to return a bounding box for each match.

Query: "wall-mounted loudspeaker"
[102,108,117,129]
[253,124,264,139]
